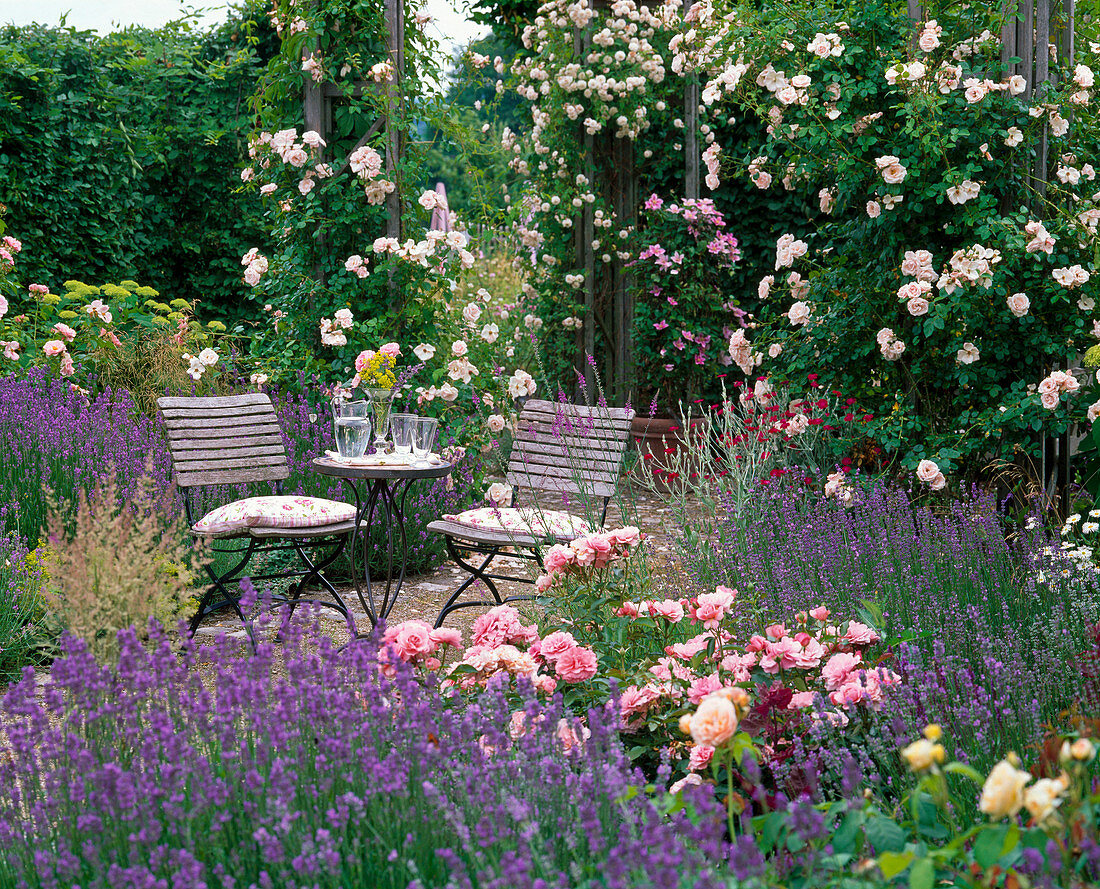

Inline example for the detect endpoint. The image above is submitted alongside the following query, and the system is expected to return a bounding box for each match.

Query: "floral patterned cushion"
[193,496,357,535]
[441,507,594,540]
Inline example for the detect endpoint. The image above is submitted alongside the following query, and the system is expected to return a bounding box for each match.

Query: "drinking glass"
[332,399,372,459]
[410,417,438,467]
[390,413,417,459]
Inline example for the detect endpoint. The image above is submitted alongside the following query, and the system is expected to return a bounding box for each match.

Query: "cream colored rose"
[979,759,1031,819]
[689,693,739,748]
[901,738,944,772]
[1023,775,1069,825]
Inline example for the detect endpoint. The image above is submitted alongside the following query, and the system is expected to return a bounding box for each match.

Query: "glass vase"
[364,387,395,452]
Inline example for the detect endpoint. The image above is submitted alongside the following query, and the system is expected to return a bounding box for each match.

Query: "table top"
[312,455,454,481]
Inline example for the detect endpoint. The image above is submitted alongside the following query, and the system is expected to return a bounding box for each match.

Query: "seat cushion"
[439,507,593,540]
[193,495,357,536]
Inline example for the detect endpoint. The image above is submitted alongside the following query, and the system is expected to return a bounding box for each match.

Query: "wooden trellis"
[302,0,405,295]
[571,1,700,403]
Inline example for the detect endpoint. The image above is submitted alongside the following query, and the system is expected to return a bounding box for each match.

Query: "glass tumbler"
[389,413,417,459]
[411,417,439,466]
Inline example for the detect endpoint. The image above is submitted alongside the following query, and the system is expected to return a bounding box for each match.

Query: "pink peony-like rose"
[609,526,642,547]
[535,574,553,593]
[555,645,598,683]
[906,297,929,316]
[543,544,575,575]
[378,342,401,358]
[810,606,830,621]
[688,672,725,705]
[390,621,435,661]
[619,684,663,729]
[648,599,685,623]
[471,605,532,648]
[688,693,739,747]
[916,459,940,483]
[843,620,881,645]
[570,537,597,567]
[429,627,462,648]
[788,691,818,709]
[534,674,557,695]
[537,631,578,663]
[688,744,715,771]
[821,652,863,690]
[1007,293,1030,317]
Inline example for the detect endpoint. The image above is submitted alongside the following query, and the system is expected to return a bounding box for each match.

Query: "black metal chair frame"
[181,483,357,646]
[433,493,614,628]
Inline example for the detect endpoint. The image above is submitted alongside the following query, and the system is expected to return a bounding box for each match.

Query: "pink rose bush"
[382,605,600,696]
[535,526,643,592]
[607,595,899,776]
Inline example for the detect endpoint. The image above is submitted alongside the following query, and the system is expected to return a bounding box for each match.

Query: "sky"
[0,0,487,62]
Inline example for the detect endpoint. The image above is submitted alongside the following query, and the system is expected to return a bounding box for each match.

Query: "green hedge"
[0,9,277,319]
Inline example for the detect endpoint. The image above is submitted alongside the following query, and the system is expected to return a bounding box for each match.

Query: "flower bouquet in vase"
[353,342,401,451]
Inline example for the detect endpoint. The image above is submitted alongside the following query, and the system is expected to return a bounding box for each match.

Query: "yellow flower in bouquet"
[354,343,401,388]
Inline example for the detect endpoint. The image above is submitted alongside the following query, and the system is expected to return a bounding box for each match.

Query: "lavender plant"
[0,369,172,544]
[0,611,731,888]
[702,482,1098,779]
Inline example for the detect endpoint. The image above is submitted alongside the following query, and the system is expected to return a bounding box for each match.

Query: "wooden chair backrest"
[506,399,634,500]
[158,394,290,489]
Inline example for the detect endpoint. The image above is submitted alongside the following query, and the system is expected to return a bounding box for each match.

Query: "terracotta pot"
[631,416,691,485]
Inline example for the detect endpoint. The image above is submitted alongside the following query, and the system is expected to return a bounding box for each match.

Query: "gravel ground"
[187,486,712,653]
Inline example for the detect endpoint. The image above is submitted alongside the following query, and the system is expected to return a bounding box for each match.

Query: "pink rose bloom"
[59,354,75,377]
[764,623,786,641]
[555,645,598,683]
[792,636,827,668]
[609,526,642,547]
[842,621,881,646]
[719,652,757,682]
[916,459,939,483]
[788,691,818,709]
[543,544,575,575]
[906,297,929,316]
[537,631,578,663]
[471,605,526,648]
[1007,293,1030,317]
[821,652,863,690]
[556,718,589,755]
[619,684,662,729]
[586,532,613,565]
[378,341,401,358]
[810,606,830,621]
[649,599,685,623]
[689,694,739,747]
[692,587,736,628]
[615,601,641,618]
[687,672,725,705]
[534,674,557,695]
[760,637,803,673]
[52,322,77,342]
[43,340,66,357]
[390,621,435,661]
[666,634,712,660]
[429,627,462,648]
[746,634,767,653]
[570,537,597,567]
[535,574,553,593]
[688,744,715,771]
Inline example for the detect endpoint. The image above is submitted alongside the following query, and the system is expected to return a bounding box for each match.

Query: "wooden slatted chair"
[429,399,634,627]
[158,393,358,644]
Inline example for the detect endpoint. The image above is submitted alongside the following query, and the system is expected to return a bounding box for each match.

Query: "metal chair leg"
[434,539,507,628]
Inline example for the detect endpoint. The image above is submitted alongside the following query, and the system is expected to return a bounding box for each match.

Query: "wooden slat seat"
[431,399,634,627]
[157,393,357,643]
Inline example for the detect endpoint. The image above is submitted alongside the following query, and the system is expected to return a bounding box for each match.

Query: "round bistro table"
[312,456,453,631]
